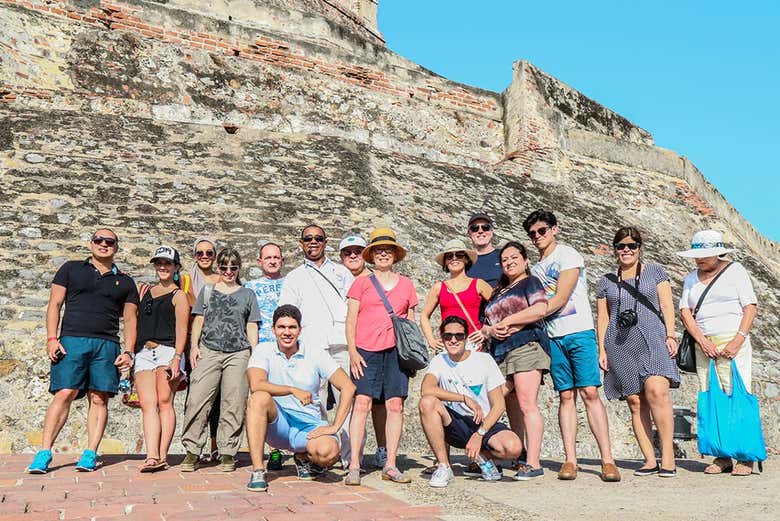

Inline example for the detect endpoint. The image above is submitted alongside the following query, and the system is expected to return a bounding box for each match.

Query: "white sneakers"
[429,464,454,488]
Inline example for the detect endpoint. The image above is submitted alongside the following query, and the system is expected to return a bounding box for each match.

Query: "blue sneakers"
[247,469,268,492]
[27,450,52,474]
[75,449,98,472]
[513,464,544,481]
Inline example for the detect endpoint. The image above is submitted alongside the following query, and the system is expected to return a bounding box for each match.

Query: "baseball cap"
[467,212,493,227]
[339,234,367,252]
[150,245,181,265]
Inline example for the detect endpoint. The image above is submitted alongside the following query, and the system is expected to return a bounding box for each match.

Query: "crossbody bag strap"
[443,280,480,332]
[307,263,345,300]
[692,262,733,318]
[368,274,395,316]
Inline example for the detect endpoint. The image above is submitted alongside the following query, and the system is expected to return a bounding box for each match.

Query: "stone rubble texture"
[0,0,778,462]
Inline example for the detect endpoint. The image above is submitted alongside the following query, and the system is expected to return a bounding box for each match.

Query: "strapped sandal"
[344,468,361,486]
[140,458,166,473]
[704,457,733,475]
[731,461,754,476]
[381,465,411,483]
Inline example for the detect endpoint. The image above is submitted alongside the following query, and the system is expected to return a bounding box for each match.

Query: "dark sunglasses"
[302,234,325,243]
[341,248,364,257]
[444,251,467,261]
[218,265,240,273]
[442,332,467,342]
[92,236,117,247]
[527,226,550,239]
[468,223,493,233]
[614,242,640,251]
[195,249,215,259]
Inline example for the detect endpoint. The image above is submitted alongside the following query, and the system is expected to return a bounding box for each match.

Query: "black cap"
[467,212,493,227]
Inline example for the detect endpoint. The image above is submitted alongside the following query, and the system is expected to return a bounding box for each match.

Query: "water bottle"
[118,378,131,393]
[476,454,501,481]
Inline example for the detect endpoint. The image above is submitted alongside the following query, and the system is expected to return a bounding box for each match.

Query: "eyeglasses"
[444,251,467,262]
[195,249,215,259]
[527,226,550,239]
[302,235,325,243]
[468,223,493,233]
[614,242,640,251]
[218,265,240,273]
[92,236,117,247]
[442,332,467,342]
[341,248,364,257]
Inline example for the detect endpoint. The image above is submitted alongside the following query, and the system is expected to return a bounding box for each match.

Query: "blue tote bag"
[697,360,766,462]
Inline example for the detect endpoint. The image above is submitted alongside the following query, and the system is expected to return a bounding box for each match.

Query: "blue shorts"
[548,329,602,392]
[443,407,510,451]
[266,404,329,453]
[353,347,409,400]
[50,336,121,399]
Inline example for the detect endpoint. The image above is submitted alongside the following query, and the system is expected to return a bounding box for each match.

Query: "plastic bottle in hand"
[118,377,131,393]
[476,454,502,481]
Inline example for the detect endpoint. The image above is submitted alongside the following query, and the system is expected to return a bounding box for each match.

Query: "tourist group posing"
[27,209,761,490]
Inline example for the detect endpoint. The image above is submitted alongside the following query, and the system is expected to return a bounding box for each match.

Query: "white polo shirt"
[278,258,354,352]
[248,341,339,420]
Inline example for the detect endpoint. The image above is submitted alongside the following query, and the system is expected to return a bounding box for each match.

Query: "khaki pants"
[182,347,250,457]
[695,333,752,395]
[319,345,352,464]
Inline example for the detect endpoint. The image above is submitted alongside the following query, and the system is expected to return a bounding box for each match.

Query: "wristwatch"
[476,427,486,436]
[123,351,135,362]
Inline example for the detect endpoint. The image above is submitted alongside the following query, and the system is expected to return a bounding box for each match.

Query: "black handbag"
[677,262,733,373]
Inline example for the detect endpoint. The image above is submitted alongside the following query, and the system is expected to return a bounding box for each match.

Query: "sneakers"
[267,449,284,471]
[75,450,98,472]
[219,454,236,472]
[294,456,315,480]
[247,469,268,492]
[463,461,482,477]
[374,446,388,468]
[27,450,52,474]
[429,464,454,488]
[634,464,659,477]
[180,452,200,472]
[513,464,544,481]
[658,467,677,478]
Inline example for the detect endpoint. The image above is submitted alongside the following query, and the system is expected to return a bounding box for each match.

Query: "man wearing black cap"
[465,212,502,288]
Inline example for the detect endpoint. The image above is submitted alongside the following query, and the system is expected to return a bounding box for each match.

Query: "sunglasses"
[527,226,550,239]
[468,223,493,233]
[442,332,467,342]
[614,242,640,251]
[341,247,364,257]
[218,265,240,273]
[302,235,325,243]
[195,249,215,259]
[444,251,467,262]
[92,236,117,247]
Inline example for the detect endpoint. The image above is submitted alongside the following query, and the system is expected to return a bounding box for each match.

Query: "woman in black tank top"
[134,246,190,472]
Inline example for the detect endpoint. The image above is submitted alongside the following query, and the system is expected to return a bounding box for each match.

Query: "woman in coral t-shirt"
[345,228,418,486]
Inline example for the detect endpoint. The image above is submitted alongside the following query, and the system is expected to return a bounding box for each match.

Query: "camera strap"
[617,262,641,316]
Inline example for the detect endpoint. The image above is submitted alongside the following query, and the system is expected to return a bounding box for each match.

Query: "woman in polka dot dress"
[596,227,680,478]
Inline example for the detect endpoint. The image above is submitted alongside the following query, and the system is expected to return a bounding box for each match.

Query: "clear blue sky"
[379,1,779,242]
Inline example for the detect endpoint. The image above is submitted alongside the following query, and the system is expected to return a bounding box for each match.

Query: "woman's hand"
[721,336,743,359]
[665,337,678,358]
[189,346,201,369]
[491,321,511,340]
[598,350,609,372]
[350,349,367,379]
[467,329,485,346]
[428,337,444,353]
[699,336,719,359]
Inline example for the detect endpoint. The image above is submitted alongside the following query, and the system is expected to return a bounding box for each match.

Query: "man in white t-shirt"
[419,316,522,487]
[523,210,620,483]
[244,305,355,492]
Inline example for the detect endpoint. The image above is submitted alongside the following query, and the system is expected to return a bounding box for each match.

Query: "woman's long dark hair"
[489,241,531,301]
[216,248,243,285]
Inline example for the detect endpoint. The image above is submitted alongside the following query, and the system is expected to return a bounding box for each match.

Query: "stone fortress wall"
[1,0,778,457]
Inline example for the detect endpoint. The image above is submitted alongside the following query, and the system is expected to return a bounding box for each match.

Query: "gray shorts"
[498,342,550,378]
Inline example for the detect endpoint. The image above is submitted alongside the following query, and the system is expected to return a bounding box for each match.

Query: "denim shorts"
[353,347,409,400]
[548,329,602,392]
[443,407,509,450]
[266,404,329,453]
[50,336,121,399]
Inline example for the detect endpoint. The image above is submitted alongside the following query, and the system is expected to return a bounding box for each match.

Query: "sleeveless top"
[135,290,177,352]
[438,278,482,334]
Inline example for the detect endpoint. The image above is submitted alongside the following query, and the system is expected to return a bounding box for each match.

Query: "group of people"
[25,208,760,491]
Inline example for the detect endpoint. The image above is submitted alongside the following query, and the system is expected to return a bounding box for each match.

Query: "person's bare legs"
[384,397,404,469]
[558,389,578,465]
[305,436,340,468]
[578,386,615,464]
[246,391,277,470]
[157,369,178,462]
[484,430,523,461]
[85,390,110,452]
[41,389,79,450]
[514,370,543,468]
[626,393,656,468]
[505,390,525,452]
[418,396,452,466]
[348,395,372,470]
[643,376,675,470]
[136,371,161,460]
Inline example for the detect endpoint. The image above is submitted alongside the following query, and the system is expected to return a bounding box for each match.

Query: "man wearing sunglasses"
[522,210,619,482]
[27,228,139,474]
[465,212,502,288]
[278,224,355,467]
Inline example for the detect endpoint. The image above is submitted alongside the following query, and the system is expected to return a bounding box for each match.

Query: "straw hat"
[434,238,478,267]
[362,227,407,262]
[676,230,736,258]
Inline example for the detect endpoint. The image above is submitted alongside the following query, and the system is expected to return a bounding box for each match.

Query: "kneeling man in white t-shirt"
[245,304,355,492]
[419,316,523,487]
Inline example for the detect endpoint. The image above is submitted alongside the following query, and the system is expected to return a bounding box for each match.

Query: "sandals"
[704,457,733,475]
[731,461,754,476]
[344,468,361,486]
[381,465,411,483]
[139,458,167,473]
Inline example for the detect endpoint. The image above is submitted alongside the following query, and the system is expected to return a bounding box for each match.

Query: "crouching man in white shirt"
[419,316,523,487]
[245,304,355,492]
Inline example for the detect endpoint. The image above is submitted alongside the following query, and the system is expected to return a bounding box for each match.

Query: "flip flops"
[140,458,167,473]
[704,457,733,475]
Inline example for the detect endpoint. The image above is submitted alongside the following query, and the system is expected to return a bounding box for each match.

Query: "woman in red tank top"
[421,239,494,352]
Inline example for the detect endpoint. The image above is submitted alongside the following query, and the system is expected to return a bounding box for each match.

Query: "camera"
[617,309,638,328]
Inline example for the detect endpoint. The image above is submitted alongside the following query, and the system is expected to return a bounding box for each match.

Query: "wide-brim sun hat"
[676,230,736,258]
[362,227,407,262]
[434,238,478,267]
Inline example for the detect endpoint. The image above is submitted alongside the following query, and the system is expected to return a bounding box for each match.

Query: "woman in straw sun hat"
[677,230,758,476]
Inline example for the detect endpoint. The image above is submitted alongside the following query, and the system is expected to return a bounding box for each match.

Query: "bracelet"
[47,337,58,342]
[737,330,749,338]
[665,335,676,341]
[123,351,135,361]
[173,353,182,358]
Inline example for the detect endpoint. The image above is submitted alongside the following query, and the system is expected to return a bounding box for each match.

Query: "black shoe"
[267,449,285,471]
[634,464,659,477]
[658,467,677,478]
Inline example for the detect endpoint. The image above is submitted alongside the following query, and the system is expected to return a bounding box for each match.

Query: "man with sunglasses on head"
[278,224,354,467]
[465,212,502,288]
[27,228,139,474]
[522,210,619,482]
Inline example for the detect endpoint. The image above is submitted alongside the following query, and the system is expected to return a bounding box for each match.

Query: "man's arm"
[420,373,485,424]
[116,302,137,371]
[544,268,579,316]
[246,367,313,405]
[45,284,67,361]
[326,368,356,431]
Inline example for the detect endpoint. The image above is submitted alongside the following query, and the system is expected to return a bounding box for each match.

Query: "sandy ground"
[362,454,777,521]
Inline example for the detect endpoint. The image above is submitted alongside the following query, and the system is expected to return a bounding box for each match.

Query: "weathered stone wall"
[1,0,778,459]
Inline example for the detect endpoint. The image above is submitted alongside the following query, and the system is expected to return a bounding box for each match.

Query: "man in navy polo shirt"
[465,212,502,288]
[27,228,139,474]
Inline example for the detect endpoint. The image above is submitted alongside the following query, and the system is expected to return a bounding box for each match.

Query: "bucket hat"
[362,228,407,262]
[434,238,477,267]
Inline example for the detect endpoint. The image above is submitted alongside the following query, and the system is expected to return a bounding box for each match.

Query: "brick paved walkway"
[0,455,441,521]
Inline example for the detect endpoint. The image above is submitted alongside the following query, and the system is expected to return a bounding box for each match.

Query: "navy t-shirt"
[52,259,140,343]
[467,249,502,288]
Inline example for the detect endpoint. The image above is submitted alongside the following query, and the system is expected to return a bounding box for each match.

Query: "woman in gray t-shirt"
[180,249,260,472]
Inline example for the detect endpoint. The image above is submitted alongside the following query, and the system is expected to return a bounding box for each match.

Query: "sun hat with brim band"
[434,238,478,267]
[676,230,736,258]
[150,245,181,265]
[362,227,407,262]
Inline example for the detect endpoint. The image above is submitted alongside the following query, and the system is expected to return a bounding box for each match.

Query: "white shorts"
[134,344,186,376]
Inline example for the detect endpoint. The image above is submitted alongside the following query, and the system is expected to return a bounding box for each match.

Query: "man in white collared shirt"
[278,224,354,464]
